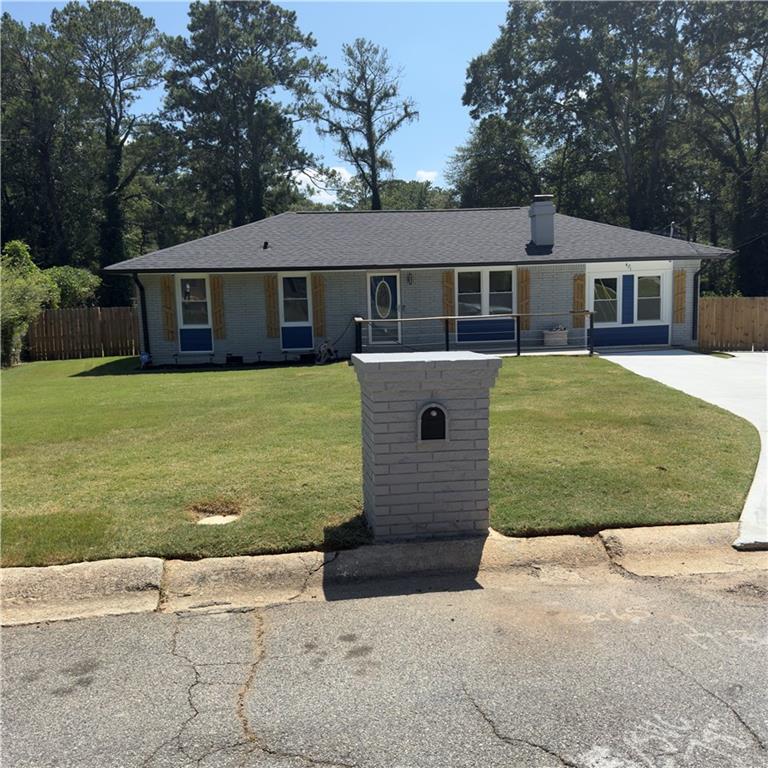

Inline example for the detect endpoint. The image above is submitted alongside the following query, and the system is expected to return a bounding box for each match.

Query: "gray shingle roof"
[105,207,731,273]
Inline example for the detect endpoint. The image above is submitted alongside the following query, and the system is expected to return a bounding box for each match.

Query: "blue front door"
[369,274,400,344]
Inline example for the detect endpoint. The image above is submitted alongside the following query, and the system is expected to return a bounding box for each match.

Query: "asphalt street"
[2,567,767,768]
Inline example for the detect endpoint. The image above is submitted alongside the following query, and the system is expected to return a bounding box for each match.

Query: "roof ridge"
[294,207,522,215]
[554,212,726,253]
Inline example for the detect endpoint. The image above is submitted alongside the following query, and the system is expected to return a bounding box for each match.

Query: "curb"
[1,557,163,627]
[2,524,766,626]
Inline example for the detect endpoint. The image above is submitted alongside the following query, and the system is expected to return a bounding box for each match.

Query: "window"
[282,276,309,323]
[593,277,618,324]
[375,280,393,318]
[637,275,662,321]
[179,277,209,326]
[489,271,514,314]
[457,271,482,316]
[457,270,514,316]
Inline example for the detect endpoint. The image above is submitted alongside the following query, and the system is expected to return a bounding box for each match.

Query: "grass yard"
[1,355,759,567]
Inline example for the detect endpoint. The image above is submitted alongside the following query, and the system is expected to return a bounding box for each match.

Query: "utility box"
[352,351,502,541]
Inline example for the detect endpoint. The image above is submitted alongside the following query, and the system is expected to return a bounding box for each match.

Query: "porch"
[353,311,596,356]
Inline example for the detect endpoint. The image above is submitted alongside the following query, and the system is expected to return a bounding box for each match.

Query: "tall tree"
[682,4,768,296]
[447,116,538,208]
[317,38,417,210]
[464,2,686,232]
[51,0,163,299]
[1,15,77,266]
[164,1,323,227]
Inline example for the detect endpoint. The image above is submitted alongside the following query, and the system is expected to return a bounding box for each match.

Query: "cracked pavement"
[2,566,767,768]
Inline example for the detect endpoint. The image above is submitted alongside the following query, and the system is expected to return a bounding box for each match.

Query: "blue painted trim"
[457,317,516,343]
[179,328,213,352]
[622,275,634,324]
[592,325,669,346]
[281,325,313,350]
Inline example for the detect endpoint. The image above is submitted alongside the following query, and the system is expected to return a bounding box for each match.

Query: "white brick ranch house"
[105,196,731,365]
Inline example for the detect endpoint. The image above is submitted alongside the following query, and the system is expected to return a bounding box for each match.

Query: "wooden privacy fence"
[698,297,768,351]
[27,306,140,361]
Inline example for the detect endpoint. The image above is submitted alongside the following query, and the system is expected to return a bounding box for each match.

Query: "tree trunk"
[370,181,382,211]
[99,130,130,306]
[232,167,247,227]
[38,136,69,267]
[100,132,125,267]
[733,173,768,296]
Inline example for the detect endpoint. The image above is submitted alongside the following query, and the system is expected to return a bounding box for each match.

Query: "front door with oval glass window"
[368,274,400,344]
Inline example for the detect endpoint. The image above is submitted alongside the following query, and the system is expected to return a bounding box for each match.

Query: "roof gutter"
[692,266,702,342]
[106,251,734,276]
[132,272,151,356]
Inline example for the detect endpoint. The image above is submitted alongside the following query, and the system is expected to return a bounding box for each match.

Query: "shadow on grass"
[71,358,143,376]
[320,514,486,601]
[72,357,344,377]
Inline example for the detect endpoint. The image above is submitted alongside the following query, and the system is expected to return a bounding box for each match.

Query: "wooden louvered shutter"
[673,270,686,324]
[573,273,586,328]
[210,275,226,339]
[311,273,326,338]
[443,271,455,331]
[160,275,177,341]
[518,268,531,330]
[264,274,279,338]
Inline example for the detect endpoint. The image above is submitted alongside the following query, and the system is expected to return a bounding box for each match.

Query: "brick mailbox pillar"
[352,351,502,541]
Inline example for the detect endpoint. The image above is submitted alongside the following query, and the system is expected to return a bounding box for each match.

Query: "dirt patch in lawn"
[187,496,243,522]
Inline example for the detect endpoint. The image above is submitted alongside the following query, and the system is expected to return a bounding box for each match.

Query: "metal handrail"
[353,311,595,356]
[353,310,592,324]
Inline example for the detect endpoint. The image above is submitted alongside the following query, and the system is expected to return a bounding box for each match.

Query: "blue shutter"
[622,275,634,324]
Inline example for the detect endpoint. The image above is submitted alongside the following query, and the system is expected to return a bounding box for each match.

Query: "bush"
[46,266,101,307]
[1,241,58,366]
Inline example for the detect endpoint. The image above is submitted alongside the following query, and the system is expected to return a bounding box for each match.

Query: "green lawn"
[1,355,759,567]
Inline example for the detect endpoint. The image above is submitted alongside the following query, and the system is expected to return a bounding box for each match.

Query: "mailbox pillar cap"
[352,351,501,366]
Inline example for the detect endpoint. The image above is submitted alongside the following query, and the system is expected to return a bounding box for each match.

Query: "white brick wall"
[138,260,699,365]
[353,353,501,541]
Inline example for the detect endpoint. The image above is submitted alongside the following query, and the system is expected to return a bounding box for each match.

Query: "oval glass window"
[375,281,392,319]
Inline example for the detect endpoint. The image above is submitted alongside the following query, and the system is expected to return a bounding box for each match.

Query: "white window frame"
[278,272,313,328]
[588,274,623,327]
[175,274,214,354]
[586,262,673,328]
[454,267,517,317]
[366,271,401,345]
[633,271,668,325]
[176,274,212,330]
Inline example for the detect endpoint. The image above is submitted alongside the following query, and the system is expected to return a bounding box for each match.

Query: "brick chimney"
[529,194,555,247]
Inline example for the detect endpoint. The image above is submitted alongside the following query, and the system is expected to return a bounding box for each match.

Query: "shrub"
[1,241,58,366]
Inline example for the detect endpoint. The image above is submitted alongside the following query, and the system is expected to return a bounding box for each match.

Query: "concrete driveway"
[603,351,767,550]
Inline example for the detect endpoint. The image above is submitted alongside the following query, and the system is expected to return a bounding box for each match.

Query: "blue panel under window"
[281,325,313,350]
[592,325,669,346]
[622,275,634,324]
[457,317,516,343]
[179,328,212,352]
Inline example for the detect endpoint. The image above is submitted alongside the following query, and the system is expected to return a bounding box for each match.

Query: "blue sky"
[6,1,509,194]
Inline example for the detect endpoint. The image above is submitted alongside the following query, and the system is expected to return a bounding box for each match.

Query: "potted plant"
[543,324,568,347]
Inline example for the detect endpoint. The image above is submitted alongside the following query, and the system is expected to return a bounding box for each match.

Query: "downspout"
[691,266,702,343]
[132,272,151,357]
